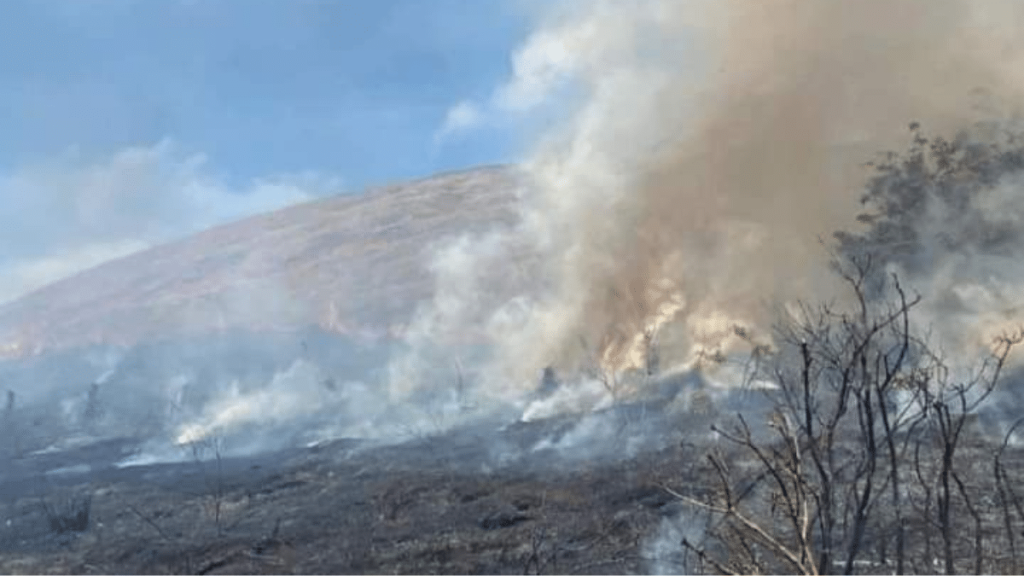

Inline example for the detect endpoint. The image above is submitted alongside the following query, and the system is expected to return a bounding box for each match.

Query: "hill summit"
[0,166,522,359]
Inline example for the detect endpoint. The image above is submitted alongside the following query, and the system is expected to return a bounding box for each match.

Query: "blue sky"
[0,0,543,302]
[0,0,531,186]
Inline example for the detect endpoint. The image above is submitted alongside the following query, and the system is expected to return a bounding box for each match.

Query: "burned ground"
[0,398,721,575]
[2,403,1022,575]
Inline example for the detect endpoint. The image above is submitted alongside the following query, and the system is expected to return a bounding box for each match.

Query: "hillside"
[0,166,523,359]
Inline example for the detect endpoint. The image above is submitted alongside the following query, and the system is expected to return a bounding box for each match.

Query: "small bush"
[42,493,92,534]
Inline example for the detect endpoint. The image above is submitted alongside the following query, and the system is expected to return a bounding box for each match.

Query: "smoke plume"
[406,0,1024,411]
[51,1,1024,458]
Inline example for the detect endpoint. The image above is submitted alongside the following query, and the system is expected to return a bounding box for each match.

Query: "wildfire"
[598,292,686,376]
[0,339,24,359]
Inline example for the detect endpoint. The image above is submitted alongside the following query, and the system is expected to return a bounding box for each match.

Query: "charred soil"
[0,412,707,575]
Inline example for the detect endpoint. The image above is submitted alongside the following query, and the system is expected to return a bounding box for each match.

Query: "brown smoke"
[485,0,1024,388]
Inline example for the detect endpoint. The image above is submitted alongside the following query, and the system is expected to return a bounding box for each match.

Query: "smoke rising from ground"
[407,0,1024,412]
[14,1,1024,468]
[34,0,1024,463]
[13,7,1024,573]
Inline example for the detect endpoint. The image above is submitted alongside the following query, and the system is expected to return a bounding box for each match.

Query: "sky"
[0,0,543,303]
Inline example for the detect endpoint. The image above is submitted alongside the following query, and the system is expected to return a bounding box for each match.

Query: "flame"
[598,291,686,376]
[0,339,24,359]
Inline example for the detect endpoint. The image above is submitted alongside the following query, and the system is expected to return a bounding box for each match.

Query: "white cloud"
[435,100,485,143]
[0,140,342,304]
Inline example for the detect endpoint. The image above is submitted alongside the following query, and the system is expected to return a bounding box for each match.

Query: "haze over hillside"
[10,3,1024,573]
[0,166,524,359]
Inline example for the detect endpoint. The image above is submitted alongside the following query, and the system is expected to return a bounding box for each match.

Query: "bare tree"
[189,435,227,537]
[2,389,19,459]
[83,382,103,431]
[577,335,624,402]
[994,418,1024,574]
[910,330,1022,574]
[667,253,1022,575]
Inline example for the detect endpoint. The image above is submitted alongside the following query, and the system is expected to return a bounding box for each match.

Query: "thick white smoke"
[886,164,1024,368]
[398,0,1024,419]
[62,1,1024,464]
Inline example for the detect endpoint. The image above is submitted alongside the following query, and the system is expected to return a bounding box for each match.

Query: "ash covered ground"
[0,330,777,575]
[9,2,1024,574]
[3,329,1024,575]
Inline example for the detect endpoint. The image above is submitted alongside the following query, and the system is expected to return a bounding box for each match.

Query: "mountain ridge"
[0,164,524,359]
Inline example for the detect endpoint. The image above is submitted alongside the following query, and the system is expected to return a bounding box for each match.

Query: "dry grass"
[0,166,525,358]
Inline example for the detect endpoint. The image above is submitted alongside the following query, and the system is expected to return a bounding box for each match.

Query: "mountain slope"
[0,165,523,358]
